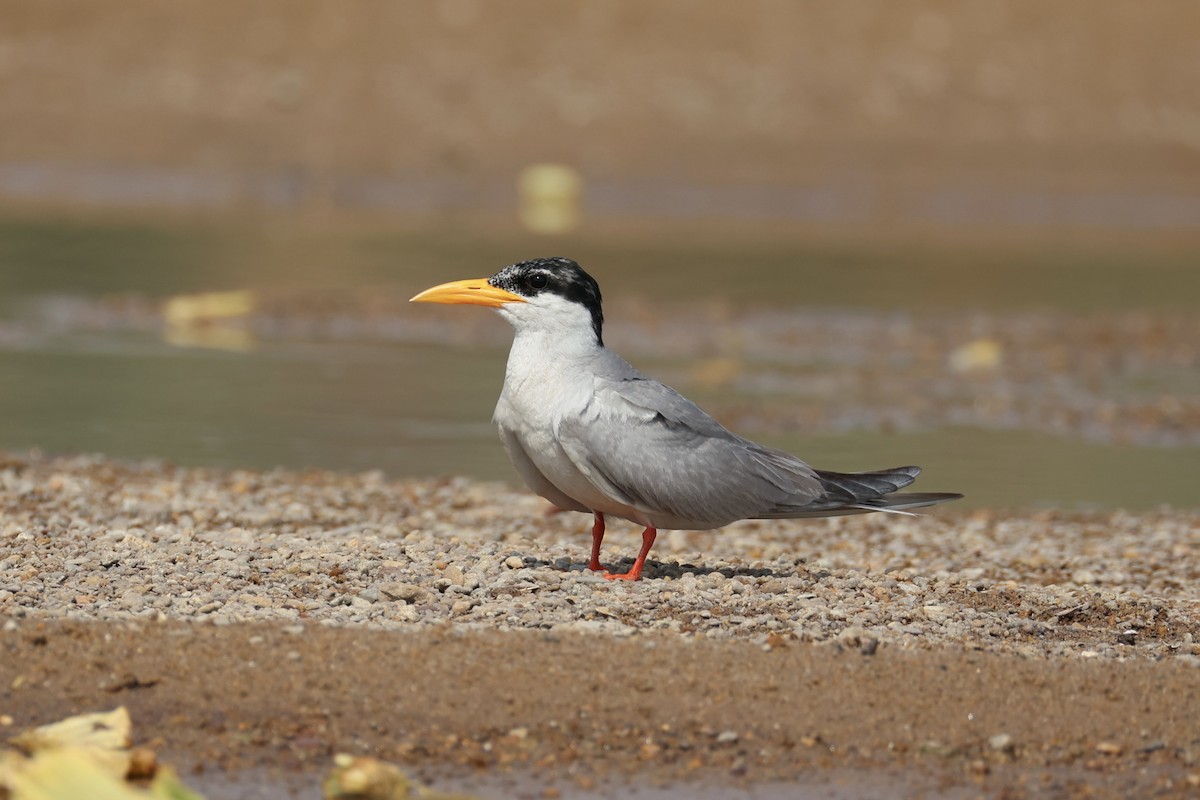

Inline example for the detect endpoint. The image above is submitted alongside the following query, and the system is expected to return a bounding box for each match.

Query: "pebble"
[0,456,1197,663]
[380,583,427,604]
[989,734,1014,753]
[450,599,477,615]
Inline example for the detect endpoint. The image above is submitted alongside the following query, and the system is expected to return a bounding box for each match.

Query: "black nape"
[490,257,605,345]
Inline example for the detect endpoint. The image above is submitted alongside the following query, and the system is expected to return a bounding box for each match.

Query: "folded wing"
[556,373,826,527]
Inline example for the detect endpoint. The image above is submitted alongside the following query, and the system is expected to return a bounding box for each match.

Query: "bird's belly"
[517,428,618,507]
[501,431,643,528]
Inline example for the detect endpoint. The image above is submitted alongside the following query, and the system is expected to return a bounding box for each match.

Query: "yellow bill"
[409,278,525,308]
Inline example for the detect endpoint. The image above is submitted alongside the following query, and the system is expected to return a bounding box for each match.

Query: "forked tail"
[756,465,962,519]
[817,465,961,515]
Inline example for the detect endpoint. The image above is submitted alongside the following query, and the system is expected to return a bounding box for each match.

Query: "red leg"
[604,526,657,581]
[587,512,606,571]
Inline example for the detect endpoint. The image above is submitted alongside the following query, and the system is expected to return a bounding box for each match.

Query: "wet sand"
[2,622,1199,799]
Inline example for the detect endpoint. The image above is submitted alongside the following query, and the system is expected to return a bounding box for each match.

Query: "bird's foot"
[602,569,642,581]
[586,560,606,572]
[601,527,655,581]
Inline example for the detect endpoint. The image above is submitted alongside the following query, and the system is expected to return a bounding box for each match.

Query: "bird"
[411,257,961,581]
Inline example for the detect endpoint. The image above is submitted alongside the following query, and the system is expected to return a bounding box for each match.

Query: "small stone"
[640,741,662,759]
[451,599,477,615]
[504,556,524,569]
[380,582,427,603]
[283,502,311,521]
[715,730,739,744]
[1095,741,1123,756]
[922,604,951,623]
[989,734,1014,753]
[835,626,879,655]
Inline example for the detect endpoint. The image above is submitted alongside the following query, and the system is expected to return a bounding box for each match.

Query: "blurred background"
[1,0,1197,510]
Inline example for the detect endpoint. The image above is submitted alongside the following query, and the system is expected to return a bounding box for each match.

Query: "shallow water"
[2,336,1197,511]
[1,215,1197,511]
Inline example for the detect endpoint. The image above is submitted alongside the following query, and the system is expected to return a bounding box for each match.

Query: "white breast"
[493,331,646,521]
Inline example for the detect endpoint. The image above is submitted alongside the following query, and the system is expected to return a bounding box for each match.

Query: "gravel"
[2,453,1197,662]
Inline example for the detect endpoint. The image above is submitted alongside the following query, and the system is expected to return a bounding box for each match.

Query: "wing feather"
[556,373,824,527]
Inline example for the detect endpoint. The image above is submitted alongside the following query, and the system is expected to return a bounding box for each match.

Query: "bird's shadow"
[537,556,802,581]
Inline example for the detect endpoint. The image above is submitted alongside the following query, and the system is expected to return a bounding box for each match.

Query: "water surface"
[1,215,1197,511]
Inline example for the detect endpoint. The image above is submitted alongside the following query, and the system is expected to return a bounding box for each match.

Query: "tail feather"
[815,465,921,503]
[853,491,964,513]
[756,464,961,520]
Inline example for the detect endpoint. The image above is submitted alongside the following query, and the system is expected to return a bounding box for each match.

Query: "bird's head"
[410,257,604,345]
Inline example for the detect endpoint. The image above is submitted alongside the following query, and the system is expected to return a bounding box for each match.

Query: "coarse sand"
[2,454,1198,798]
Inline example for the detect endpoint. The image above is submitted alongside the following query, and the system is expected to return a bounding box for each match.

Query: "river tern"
[412,257,961,580]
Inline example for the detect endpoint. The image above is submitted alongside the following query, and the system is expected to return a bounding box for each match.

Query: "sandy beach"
[2,454,1197,798]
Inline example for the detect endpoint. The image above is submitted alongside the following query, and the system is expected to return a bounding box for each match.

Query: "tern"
[412,258,961,580]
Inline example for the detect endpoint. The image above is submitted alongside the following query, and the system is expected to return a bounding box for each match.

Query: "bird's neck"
[505,328,603,385]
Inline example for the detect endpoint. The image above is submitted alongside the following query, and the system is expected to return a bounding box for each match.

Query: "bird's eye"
[527,273,548,290]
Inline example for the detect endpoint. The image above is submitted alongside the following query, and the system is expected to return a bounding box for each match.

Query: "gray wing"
[557,358,825,527]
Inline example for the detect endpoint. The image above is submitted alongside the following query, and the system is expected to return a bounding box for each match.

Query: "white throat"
[496,292,603,400]
[497,292,601,350]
